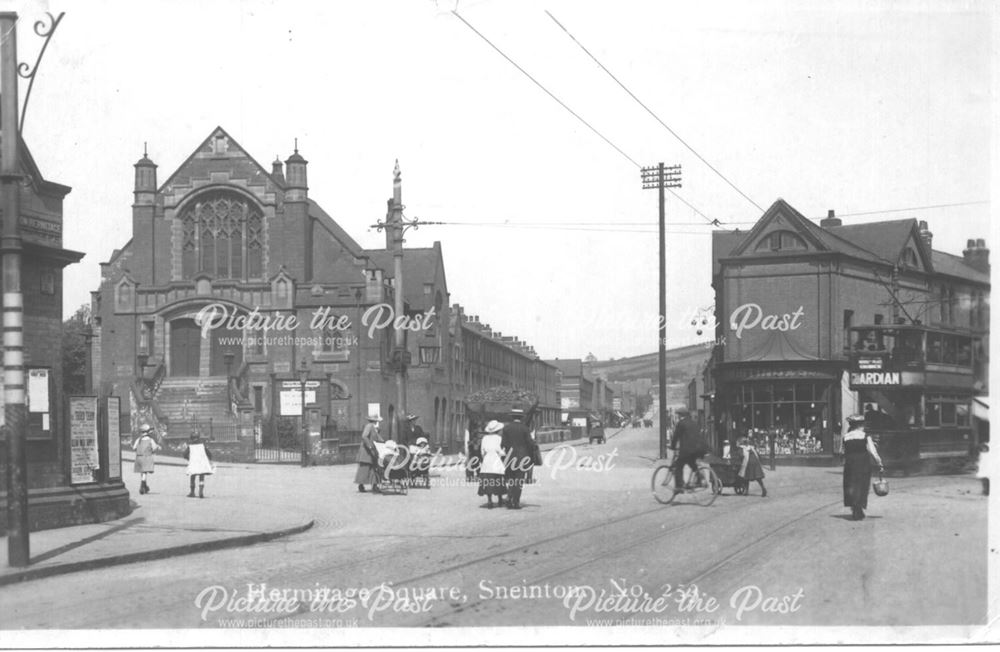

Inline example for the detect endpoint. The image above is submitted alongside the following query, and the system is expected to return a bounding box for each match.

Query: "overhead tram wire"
[545,10,764,213]
[450,9,725,228]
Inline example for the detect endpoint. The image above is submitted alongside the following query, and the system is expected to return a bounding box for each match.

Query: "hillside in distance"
[589,342,712,383]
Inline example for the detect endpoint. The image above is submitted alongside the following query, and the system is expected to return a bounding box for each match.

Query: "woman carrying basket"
[842,414,883,520]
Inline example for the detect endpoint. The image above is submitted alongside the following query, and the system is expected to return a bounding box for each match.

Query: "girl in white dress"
[184,432,215,498]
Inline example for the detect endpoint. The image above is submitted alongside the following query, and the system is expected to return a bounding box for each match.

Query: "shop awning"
[972,396,989,422]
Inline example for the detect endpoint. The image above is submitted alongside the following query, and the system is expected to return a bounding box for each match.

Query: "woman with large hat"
[355,414,385,493]
[477,420,507,508]
[842,414,884,520]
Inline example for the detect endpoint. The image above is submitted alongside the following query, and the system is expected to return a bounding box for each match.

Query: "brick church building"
[90,127,463,462]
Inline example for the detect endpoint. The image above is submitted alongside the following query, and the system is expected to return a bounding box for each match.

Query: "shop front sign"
[720,366,835,381]
[850,371,901,386]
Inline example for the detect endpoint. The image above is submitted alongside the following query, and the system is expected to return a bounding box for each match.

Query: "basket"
[872,472,889,497]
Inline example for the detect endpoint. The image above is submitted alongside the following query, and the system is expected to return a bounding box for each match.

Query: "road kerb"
[0,520,315,587]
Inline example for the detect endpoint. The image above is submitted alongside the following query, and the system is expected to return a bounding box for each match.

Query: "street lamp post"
[2,9,65,569]
[298,359,309,468]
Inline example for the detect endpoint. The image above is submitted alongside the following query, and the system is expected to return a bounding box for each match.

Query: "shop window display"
[731,381,831,454]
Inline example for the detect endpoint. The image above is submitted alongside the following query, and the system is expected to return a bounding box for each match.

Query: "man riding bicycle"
[669,406,711,491]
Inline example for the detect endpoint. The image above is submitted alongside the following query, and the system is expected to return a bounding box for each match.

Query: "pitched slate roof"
[711,229,747,276]
[364,244,444,312]
[932,250,990,284]
[825,219,925,266]
[308,199,365,258]
[719,198,989,286]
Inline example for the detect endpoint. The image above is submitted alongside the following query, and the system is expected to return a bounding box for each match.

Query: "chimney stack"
[820,209,842,227]
[963,238,990,273]
[918,220,933,249]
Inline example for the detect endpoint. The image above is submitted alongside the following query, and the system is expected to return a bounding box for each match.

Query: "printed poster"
[69,396,99,485]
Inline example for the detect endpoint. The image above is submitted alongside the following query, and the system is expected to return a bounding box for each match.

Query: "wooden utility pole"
[641,163,681,460]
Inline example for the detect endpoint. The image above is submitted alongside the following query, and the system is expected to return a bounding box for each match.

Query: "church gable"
[159,126,281,206]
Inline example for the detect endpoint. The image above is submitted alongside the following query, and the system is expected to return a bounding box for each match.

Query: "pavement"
[0,454,315,586]
[0,430,603,586]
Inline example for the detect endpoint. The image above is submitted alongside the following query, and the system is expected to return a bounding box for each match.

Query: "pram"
[408,439,432,488]
[705,452,748,495]
[374,441,409,495]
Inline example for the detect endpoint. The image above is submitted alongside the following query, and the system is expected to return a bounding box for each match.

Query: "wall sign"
[69,396,100,484]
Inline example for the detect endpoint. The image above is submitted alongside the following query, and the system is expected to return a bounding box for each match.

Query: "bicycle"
[651,453,721,506]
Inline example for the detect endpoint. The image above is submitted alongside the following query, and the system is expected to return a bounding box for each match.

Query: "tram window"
[956,403,970,427]
[925,402,941,427]
[940,402,956,425]
[942,337,958,364]
[893,331,921,365]
[956,339,972,366]
[927,334,943,363]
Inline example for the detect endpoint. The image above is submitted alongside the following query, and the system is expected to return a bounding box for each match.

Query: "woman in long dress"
[842,414,883,520]
[477,421,507,508]
[354,415,384,493]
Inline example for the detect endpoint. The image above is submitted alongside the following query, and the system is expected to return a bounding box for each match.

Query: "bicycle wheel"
[688,466,719,507]
[651,462,678,504]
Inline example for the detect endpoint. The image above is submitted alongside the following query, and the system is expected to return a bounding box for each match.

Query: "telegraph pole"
[1,11,28,567]
[370,162,443,440]
[641,163,681,460]
[389,161,406,438]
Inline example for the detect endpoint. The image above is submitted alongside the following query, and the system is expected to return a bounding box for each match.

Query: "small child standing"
[184,432,215,498]
[735,436,768,497]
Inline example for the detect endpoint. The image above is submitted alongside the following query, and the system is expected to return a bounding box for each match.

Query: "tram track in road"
[247,478,745,629]
[413,496,839,627]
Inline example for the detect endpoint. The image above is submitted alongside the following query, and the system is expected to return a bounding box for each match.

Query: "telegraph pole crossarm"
[641,163,682,460]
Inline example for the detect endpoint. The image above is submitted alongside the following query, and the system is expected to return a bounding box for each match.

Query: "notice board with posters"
[106,396,122,480]
[27,367,53,439]
[69,396,100,484]
[278,380,320,416]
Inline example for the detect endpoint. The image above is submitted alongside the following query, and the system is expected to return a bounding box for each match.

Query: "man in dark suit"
[501,409,534,509]
[669,406,709,491]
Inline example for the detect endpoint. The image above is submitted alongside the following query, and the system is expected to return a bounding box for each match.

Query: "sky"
[5,0,994,360]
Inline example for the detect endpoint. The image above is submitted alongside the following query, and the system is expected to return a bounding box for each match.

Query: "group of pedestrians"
[132,424,216,498]
[472,410,535,510]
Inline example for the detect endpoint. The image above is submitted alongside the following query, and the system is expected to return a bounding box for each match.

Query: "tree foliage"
[62,303,91,396]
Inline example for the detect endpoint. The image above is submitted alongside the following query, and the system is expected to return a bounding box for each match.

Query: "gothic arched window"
[180,191,264,280]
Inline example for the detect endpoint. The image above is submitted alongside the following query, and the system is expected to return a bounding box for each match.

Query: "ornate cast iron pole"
[2,10,65,568]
